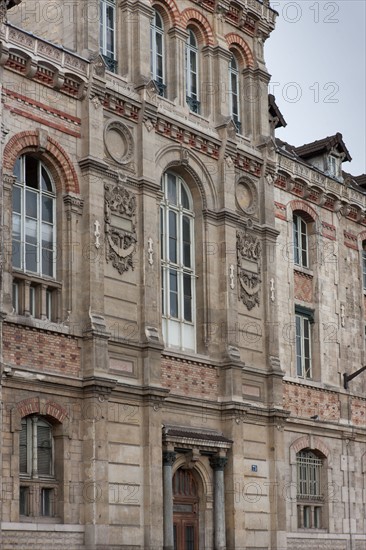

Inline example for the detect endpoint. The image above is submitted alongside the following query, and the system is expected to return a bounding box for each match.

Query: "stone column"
[163,449,176,550]
[210,454,228,550]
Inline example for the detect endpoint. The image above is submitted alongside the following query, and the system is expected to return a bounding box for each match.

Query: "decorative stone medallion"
[104,120,134,165]
[236,179,258,215]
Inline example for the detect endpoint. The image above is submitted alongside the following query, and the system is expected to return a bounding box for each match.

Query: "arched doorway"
[173,468,199,550]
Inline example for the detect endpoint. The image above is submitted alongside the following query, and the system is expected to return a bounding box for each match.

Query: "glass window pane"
[181,185,190,209]
[37,423,52,476]
[167,174,177,204]
[42,248,54,277]
[13,157,22,181]
[25,243,37,272]
[12,213,21,240]
[13,186,21,213]
[12,240,21,269]
[169,211,177,263]
[42,196,53,223]
[42,223,53,249]
[183,216,191,268]
[169,270,178,317]
[183,274,192,322]
[26,190,38,218]
[25,218,37,245]
[25,156,38,189]
[41,166,52,192]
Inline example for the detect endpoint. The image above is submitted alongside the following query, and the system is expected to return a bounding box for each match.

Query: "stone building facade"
[0,0,365,549]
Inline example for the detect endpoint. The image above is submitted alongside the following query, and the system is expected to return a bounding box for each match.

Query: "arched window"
[186,29,200,114]
[100,0,117,72]
[160,172,195,351]
[229,53,241,133]
[297,450,324,529]
[150,9,166,97]
[293,213,309,267]
[20,415,57,518]
[12,155,56,278]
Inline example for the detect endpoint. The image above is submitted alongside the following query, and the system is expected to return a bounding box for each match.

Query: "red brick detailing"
[3,88,81,124]
[274,201,287,220]
[357,229,366,245]
[225,33,254,69]
[152,0,180,26]
[343,230,358,250]
[274,173,288,189]
[161,355,219,399]
[17,397,40,418]
[180,8,214,45]
[3,323,80,377]
[308,188,322,204]
[289,200,317,222]
[290,434,330,458]
[3,130,80,194]
[43,401,68,422]
[8,107,81,138]
[351,397,366,426]
[294,270,313,302]
[323,195,337,211]
[292,180,305,197]
[321,221,336,241]
[284,382,340,423]
[346,205,359,222]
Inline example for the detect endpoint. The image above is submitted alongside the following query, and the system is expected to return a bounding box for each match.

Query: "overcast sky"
[265,0,366,176]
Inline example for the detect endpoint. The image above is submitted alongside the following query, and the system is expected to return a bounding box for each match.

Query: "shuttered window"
[19,416,53,478]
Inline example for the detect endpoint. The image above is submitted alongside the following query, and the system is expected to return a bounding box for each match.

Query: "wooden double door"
[173,469,199,550]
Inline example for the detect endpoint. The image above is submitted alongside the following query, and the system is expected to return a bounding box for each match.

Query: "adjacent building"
[0,0,365,548]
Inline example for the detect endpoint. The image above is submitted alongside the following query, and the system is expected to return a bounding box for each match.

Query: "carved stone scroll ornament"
[104,182,137,274]
[237,230,262,310]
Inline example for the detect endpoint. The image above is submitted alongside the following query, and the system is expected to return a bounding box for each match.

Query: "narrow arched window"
[185,29,200,114]
[150,9,166,97]
[293,213,308,268]
[12,155,56,278]
[160,172,195,351]
[229,53,241,133]
[100,0,117,72]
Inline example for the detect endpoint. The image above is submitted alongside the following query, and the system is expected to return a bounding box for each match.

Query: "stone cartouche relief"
[104,181,137,274]
[237,229,262,310]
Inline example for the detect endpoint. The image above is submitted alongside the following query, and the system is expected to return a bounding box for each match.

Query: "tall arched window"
[160,172,195,351]
[150,9,166,97]
[12,155,56,278]
[186,29,200,114]
[229,53,241,133]
[293,213,309,268]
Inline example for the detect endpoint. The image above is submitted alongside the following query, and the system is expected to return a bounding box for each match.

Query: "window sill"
[19,516,62,524]
[5,314,71,335]
[294,265,314,277]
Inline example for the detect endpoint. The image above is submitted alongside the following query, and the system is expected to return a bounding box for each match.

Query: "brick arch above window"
[225,32,254,68]
[357,230,366,246]
[151,0,180,26]
[288,199,318,224]
[289,434,331,464]
[180,8,214,45]
[15,397,68,424]
[3,130,80,194]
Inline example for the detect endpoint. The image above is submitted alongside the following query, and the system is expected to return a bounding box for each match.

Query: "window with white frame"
[12,155,56,278]
[229,53,241,133]
[293,213,309,267]
[20,415,58,518]
[297,450,324,529]
[295,309,313,379]
[327,155,339,178]
[100,0,116,72]
[186,29,200,114]
[150,9,166,97]
[160,172,195,351]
